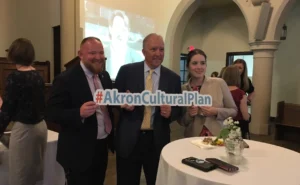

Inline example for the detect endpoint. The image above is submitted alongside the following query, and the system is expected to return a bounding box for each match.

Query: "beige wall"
[270,0,300,116]
[181,4,249,78]
[16,0,60,81]
[0,0,17,57]
[0,0,60,81]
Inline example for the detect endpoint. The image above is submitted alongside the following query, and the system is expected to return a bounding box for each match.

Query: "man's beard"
[85,61,103,74]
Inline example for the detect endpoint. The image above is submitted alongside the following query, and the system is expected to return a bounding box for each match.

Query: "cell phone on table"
[182,157,216,172]
[205,158,239,172]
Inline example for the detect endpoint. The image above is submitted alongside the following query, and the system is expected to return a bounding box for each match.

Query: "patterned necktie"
[141,69,154,130]
[93,75,112,134]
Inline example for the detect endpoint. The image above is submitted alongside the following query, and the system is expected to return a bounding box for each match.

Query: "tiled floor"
[104,122,300,185]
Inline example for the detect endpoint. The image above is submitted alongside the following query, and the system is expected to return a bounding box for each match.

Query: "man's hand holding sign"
[160,105,171,118]
[120,90,134,111]
[80,101,98,118]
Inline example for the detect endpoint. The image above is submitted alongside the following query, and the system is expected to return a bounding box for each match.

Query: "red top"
[230,88,245,121]
[199,126,213,136]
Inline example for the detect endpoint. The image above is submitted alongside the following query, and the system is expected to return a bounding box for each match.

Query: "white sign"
[94,89,212,106]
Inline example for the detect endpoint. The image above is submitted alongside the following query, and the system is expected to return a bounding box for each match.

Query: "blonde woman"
[222,66,251,139]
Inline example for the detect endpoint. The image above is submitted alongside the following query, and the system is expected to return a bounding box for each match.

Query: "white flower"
[234,121,239,125]
[223,119,229,125]
[224,117,234,126]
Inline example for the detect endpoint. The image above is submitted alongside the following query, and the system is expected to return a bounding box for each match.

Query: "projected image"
[84,1,155,79]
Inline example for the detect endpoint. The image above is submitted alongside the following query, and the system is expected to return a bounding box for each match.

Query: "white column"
[60,0,76,70]
[249,41,280,135]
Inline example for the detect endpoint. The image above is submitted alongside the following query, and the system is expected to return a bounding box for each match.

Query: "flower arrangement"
[214,117,241,143]
[213,117,244,164]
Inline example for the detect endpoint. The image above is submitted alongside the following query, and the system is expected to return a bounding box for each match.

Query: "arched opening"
[165,0,250,79]
[271,0,297,40]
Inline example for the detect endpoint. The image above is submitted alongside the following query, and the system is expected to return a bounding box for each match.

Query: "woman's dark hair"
[233,59,249,91]
[186,49,207,80]
[7,38,35,66]
[211,71,219,77]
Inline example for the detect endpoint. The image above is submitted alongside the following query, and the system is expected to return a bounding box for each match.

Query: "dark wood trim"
[269,116,276,122]
[0,57,51,95]
[53,25,61,77]
[34,61,51,83]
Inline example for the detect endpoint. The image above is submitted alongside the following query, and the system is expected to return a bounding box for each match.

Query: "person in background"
[178,49,237,137]
[0,38,47,185]
[233,59,255,103]
[218,67,226,78]
[105,10,144,79]
[222,66,251,139]
[211,71,219,77]
[115,33,182,185]
[46,37,114,185]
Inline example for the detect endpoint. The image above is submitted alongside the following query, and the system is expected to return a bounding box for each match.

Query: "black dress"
[0,70,45,134]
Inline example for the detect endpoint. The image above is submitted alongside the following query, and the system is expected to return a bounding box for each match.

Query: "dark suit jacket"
[114,61,182,158]
[45,63,114,172]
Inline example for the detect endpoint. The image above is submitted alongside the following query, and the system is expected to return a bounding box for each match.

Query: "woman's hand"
[200,106,218,117]
[188,104,198,117]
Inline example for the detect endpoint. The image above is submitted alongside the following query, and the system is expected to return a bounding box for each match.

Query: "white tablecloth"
[156,137,300,185]
[0,130,65,185]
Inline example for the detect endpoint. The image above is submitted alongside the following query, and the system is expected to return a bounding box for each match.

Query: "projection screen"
[83,0,156,80]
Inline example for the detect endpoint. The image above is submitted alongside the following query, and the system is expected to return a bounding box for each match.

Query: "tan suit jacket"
[179,77,237,137]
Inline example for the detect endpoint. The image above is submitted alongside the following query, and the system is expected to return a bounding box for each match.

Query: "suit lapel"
[73,64,94,102]
[137,62,145,93]
[99,72,107,89]
[135,62,145,113]
[155,66,168,113]
[158,66,168,92]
